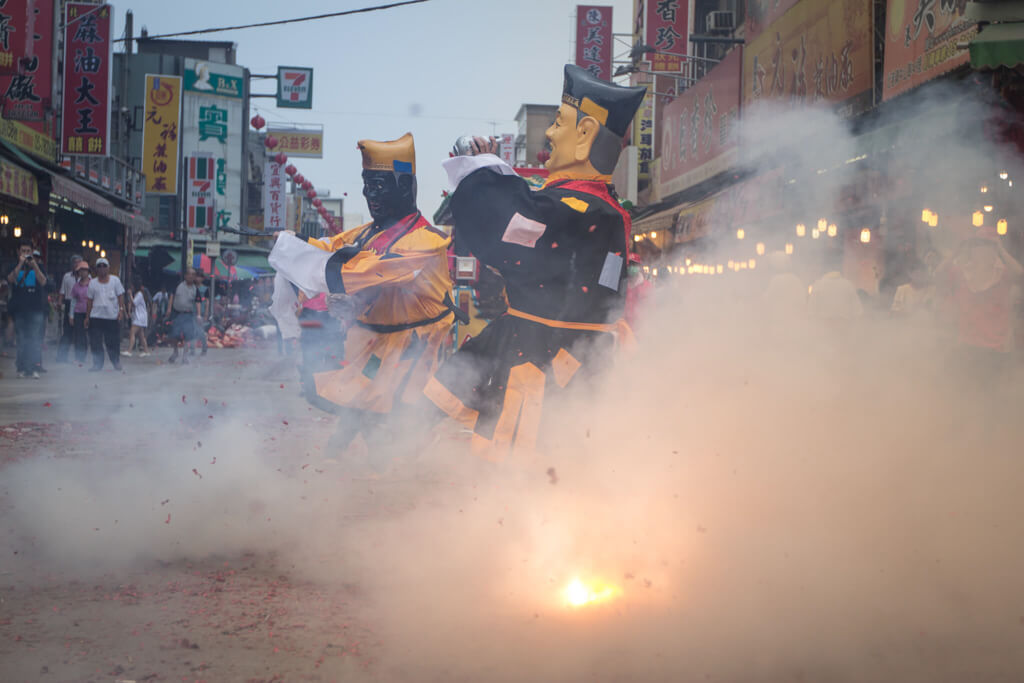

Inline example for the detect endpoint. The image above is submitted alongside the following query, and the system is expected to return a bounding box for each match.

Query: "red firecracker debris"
[282,420,289,426]
[43,402,51,407]
[165,514,171,524]
[192,468,202,479]
[182,395,187,403]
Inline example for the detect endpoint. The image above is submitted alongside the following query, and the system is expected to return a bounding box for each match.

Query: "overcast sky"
[118,0,636,223]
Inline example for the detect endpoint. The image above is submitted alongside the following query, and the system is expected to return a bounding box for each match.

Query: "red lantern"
[294,173,305,185]
[307,189,317,199]
[274,152,287,165]
[250,114,266,130]
[537,149,550,163]
[301,180,313,191]
[313,198,323,208]
[284,164,296,176]
[264,135,278,150]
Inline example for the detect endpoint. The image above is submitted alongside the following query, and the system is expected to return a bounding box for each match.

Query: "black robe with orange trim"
[425,170,631,457]
[303,213,455,414]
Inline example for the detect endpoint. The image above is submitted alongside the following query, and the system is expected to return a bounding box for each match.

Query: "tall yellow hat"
[357,132,415,175]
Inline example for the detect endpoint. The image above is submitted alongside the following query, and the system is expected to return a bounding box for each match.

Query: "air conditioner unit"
[706,10,735,32]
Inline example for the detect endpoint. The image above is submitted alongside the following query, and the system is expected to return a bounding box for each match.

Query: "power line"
[113,0,430,42]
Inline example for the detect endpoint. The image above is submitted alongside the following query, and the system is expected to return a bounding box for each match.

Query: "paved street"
[0,343,404,682]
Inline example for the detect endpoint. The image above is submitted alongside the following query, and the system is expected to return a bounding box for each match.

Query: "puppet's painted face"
[362,169,415,223]
[544,104,583,173]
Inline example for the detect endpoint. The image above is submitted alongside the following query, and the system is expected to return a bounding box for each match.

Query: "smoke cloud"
[3,85,1024,682]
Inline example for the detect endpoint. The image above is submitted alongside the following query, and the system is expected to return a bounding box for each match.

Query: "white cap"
[95,257,110,266]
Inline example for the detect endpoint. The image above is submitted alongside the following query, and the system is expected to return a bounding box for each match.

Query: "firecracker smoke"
[4,89,1024,681]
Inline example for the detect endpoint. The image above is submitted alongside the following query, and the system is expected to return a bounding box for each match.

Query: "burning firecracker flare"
[563,577,620,608]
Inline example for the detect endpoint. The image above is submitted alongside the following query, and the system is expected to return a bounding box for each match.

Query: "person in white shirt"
[85,258,126,372]
[56,254,82,363]
[124,279,151,357]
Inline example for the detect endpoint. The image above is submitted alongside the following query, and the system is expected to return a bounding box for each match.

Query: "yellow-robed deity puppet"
[425,65,646,459]
[269,133,458,449]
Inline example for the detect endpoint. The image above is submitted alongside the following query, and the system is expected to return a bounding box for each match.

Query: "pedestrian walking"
[85,257,125,372]
[55,254,82,363]
[6,242,48,378]
[192,271,210,357]
[70,261,91,363]
[166,268,199,365]
[124,279,151,357]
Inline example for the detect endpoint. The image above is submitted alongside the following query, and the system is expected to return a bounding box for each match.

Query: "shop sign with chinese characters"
[0,112,56,160]
[0,158,38,204]
[882,0,975,101]
[181,58,243,242]
[268,128,323,158]
[263,160,285,231]
[633,88,655,182]
[575,6,613,80]
[640,0,690,72]
[744,0,873,118]
[61,3,112,156]
[499,133,515,165]
[142,74,181,194]
[658,48,742,198]
[276,66,313,109]
[0,0,55,130]
[744,0,801,43]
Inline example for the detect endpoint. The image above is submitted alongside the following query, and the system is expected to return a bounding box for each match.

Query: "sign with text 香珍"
[142,74,182,194]
[61,3,112,156]
[641,0,691,72]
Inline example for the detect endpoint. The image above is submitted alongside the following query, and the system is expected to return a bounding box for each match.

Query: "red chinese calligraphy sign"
[0,0,55,131]
[657,47,742,198]
[61,3,112,157]
[263,160,285,231]
[575,6,613,81]
[646,0,689,72]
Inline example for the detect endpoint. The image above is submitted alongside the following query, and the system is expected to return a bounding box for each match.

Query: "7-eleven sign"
[187,156,216,230]
[276,66,313,109]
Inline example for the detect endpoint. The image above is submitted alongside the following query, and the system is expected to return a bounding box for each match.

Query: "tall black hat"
[561,64,647,139]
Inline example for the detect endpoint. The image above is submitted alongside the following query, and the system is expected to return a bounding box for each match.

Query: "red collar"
[548,179,632,245]
[364,212,428,255]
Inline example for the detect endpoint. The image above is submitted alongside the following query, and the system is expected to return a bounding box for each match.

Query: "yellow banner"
[0,158,38,204]
[0,112,56,161]
[270,130,323,158]
[142,74,182,195]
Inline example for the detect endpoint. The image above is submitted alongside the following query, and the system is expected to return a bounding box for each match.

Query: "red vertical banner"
[61,3,112,156]
[0,0,55,130]
[575,6,613,81]
[646,0,689,71]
